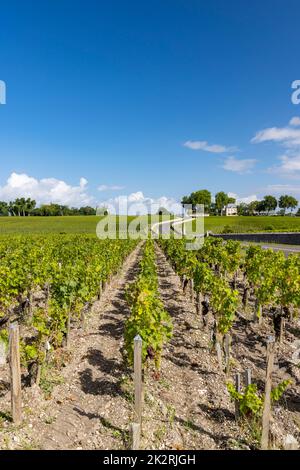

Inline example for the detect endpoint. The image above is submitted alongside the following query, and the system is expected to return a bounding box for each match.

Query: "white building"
[225,203,238,216]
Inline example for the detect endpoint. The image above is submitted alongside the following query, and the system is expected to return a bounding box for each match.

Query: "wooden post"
[36,364,42,386]
[215,341,223,372]
[261,337,275,450]
[243,286,249,312]
[289,307,294,322]
[45,283,50,315]
[190,279,194,304]
[9,323,22,425]
[80,310,86,330]
[224,334,231,376]
[98,280,103,300]
[233,271,237,289]
[131,422,141,450]
[245,368,251,387]
[235,372,241,420]
[279,317,285,344]
[66,311,71,349]
[196,291,202,314]
[134,335,143,425]
[253,299,262,324]
[27,291,33,320]
[182,275,186,292]
[258,303,263,325]
[196,291,203,327]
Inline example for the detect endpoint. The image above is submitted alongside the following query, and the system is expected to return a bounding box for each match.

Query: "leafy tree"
[5,198,36,216]
[78,206,96,215]
[256,200,266,214]
[237,203,248,216]
[25,198,36,215]
[0,201,9,216]
[247,200,259,216]
[215,193,236,215]
[215,192,228,215]
[279,195,298,214]
[227,196,236,204]
[263,195,277,215]
[181,189,211,213]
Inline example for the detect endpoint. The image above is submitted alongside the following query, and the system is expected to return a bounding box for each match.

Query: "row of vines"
[0,234,136,387]
[159,237,300,340]
[124,239,173,374]
[158,236,300,445]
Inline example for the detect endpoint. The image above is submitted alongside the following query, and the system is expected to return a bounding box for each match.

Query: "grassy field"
[0,215,299,235]
[190,216,300,234]
[0,215,169,235]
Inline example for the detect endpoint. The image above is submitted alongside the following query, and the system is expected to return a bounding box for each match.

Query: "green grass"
[188,216,300,234]
[1,215,299,235]
[0,214,172,235]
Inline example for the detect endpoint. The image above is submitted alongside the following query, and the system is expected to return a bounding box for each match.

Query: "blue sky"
[0,0,300,210]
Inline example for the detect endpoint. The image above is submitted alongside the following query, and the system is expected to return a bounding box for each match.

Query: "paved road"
[151,217,300,255]
[241,242,300,255]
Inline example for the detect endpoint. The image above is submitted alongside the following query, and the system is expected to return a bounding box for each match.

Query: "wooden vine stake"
[132,335,143,449]
[261,336,275,450]
[235,372,241,420]
[196,291,202,314]
[224,334,231,376]
[245,368,251,387]
[190,279,194,304]
[9,323,22,425]
[134,335,143,424]
[196,291,203,327]
[279,317,285,344]
[253,300,262,325]
[98,279,103,300]
[130,422,141,450]
[215,342,223,372]
[66,311,71,349]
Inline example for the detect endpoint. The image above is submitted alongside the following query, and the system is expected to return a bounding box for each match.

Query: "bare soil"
[0,242,299,450]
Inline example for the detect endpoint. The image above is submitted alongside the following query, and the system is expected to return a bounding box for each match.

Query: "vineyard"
[0,232,299,450]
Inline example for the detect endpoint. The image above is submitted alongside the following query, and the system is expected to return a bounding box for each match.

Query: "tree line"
[0,192,299,217]
[0,198,96,216]
[181,190,299,215]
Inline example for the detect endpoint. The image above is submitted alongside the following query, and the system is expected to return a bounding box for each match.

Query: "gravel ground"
[0,241,299,450]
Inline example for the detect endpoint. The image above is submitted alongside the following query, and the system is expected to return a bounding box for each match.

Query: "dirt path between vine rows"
[0,243,144,450]
[137,245,243,450]
[139,244,299,450]
[1,240,298,450]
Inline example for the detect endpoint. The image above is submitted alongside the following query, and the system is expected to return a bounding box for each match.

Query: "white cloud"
[265,184,300,194]
[252,126,300,147]
[227,192,258,204]
[97,184,125,191]
[183,140,236,153]
[252,119,300,178]
[266,152,300,179]
[289,117,300,127]
[97,191,182,215]
[0,172,94,207]
[222,156,256,174]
